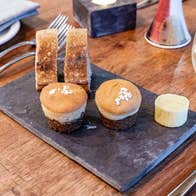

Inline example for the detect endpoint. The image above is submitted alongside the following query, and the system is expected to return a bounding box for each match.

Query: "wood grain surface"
[0,0,195,195]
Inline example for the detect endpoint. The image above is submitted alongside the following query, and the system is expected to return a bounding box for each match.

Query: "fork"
[0,15,73,73]
[0,14,68,58]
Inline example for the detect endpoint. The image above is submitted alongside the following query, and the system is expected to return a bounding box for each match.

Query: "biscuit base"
[100,112,137,130]
[47,116,84,133]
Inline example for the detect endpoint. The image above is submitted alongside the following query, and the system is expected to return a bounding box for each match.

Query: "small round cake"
[95,79,142,130]
[40,82,88,132]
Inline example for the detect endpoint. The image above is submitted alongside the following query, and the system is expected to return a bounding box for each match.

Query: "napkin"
[0,0,40,32]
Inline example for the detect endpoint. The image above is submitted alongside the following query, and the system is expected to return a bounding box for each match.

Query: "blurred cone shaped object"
[145,0,191,49]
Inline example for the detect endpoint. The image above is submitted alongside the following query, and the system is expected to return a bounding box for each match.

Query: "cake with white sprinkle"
[95,79,142,130]
[40,82,87,132]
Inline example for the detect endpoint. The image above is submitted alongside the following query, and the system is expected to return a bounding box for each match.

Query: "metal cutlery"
[137,0,159,9]
[168,170,196,196]
[137,0,187,10]
[0,14,68,58]
[0,14,73,73]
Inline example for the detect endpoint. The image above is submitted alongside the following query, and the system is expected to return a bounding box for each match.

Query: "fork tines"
[49,14,74,50]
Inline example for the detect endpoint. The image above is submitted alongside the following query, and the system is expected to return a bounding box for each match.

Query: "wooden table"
[0,0,195,195]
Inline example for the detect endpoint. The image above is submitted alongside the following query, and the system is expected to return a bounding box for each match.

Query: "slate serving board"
[0,64,195,192]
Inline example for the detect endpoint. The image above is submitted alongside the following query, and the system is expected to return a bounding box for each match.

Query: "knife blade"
[137,0,187,10]
[137,0,159,9]
[167,170,196,196]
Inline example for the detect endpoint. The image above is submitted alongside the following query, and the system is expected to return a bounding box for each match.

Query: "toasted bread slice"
[35,29,58,91]
[64,28,91,92]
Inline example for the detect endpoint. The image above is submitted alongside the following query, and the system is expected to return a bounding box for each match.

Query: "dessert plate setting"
[0,0,195,194]
[0,64,195,192]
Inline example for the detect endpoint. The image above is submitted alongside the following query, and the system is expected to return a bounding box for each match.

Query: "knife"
[137,0,159,9]
[137,0,187,9]
[167,170,196,196]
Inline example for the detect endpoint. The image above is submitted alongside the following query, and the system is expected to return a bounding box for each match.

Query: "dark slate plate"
[0,64,195,192]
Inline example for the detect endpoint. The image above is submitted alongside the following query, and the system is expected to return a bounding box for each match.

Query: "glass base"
[144,33,192,49]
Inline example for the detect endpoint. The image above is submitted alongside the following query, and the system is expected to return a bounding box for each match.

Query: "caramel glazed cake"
[40,83,88,132]
[64,28,92,92]
[95,79,142,130]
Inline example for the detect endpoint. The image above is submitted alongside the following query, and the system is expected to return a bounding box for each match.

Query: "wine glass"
[192,33,196,72]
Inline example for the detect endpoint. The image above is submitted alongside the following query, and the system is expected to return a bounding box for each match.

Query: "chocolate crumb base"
[47,116,84,133]
[99,112,137,130]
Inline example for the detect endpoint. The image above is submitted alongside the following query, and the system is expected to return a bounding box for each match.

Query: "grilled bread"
[64,28,91,92]
[35,29,58,91]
